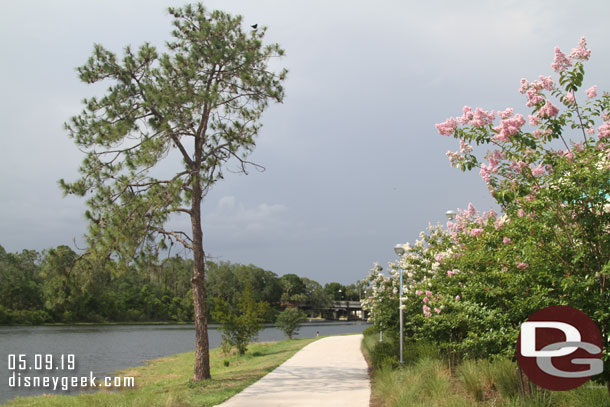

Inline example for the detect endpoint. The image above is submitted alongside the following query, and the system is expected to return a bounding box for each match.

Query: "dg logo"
[517,305,603,391]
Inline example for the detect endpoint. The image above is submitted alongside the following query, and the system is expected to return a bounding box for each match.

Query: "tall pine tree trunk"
[191,181,210,380]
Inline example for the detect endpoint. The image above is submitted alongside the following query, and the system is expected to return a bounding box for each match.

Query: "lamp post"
[394,243,406,365]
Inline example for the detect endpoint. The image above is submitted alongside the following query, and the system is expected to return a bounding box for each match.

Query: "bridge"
[301,300,368,320]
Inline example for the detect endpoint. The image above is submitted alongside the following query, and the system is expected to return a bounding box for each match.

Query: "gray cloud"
[2,0,610,283]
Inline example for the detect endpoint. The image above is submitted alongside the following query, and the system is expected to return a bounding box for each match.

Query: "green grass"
[6,337,317,407]
[362,331,610,407]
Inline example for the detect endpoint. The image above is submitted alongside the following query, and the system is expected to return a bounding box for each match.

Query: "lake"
[0,321,370,404]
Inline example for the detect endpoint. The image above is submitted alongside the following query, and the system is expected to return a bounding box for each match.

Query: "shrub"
[212,285,269,355]
[362,325,378,336]
[370,340,399,369]
[275,308,307,339]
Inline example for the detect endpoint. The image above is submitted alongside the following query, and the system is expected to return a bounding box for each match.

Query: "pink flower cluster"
[509,160,529,174]
[551,37,590,73]
[446,150,465,167]
[480,162,496,183]
[598,122,610,140]
[520,78,548,106]
[436,117,458,136]
[423,305,432,317]
[460,138,473,154]
[493,114,525,142]
[531,164,545,176]
[494,217,506,230]
[457,106,495,128]
[437,106,496,138]
[470,228,484,237]
[586,85,597,98]
[517,262,529,270]
[552,47,572,73]
[570,37,591,61]
[538,100,560,118]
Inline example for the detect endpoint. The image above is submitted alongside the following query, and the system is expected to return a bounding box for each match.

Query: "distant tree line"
[0,244,361,325]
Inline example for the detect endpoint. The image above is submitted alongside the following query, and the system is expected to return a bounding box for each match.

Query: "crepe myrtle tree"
[436,37,610,389]
[60,4,286,381]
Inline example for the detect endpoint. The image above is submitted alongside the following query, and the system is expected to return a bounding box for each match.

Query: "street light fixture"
[394,243,405,365]
[445,210,457,221]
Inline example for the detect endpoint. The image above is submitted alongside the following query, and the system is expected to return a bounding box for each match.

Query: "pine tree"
[60,3,286,380]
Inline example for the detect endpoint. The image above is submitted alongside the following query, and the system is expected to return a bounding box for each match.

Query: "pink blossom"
[586,85,597,98]
[552,46,572,72]
[468,203,476,216]
[459,138,473,154]
[598,122,610,140]
[488,209,497,218]
[416,290,423,296]
[471,108,495,128]
[531,164,545,176]
[423,304,431,317]
[434,307,441,314]
[435,254,444,263]
[446,150,465,167]
[447,270,455,277]
[510,160,529,174]
[519,78,530,94]
[503,237,512,244]
[517,262,529,270]
[494,217,505,230]
[517,209,526,218]
[569,37,591,61]
[423,297,429,303]
[498,108,514,120]
[538,100,559,118]
[455,295,461,301]
[529,115,540,126]
[457,106,474,125]
[564,91,575,105]
[525,87,544,107]
[493,114,526,142]
[470,228,484,237]
[492,150,505,161]
[425,290,433,297]
[480,164,493,183]
[539,75,553,91]
[436,117,458,136]
[532,129,543,138]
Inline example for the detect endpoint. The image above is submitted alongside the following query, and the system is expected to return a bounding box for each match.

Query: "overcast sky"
[2,0,610,284]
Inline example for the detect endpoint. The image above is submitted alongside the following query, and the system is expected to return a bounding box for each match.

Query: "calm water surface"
[0,322,369,403]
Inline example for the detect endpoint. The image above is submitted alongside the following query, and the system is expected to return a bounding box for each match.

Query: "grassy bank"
[362,330,610,407]
[6,337,317,407]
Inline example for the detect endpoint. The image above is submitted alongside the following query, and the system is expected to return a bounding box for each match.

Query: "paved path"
[217,334,370,407]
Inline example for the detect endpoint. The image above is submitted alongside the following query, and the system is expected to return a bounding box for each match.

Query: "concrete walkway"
[216,334,370,407]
